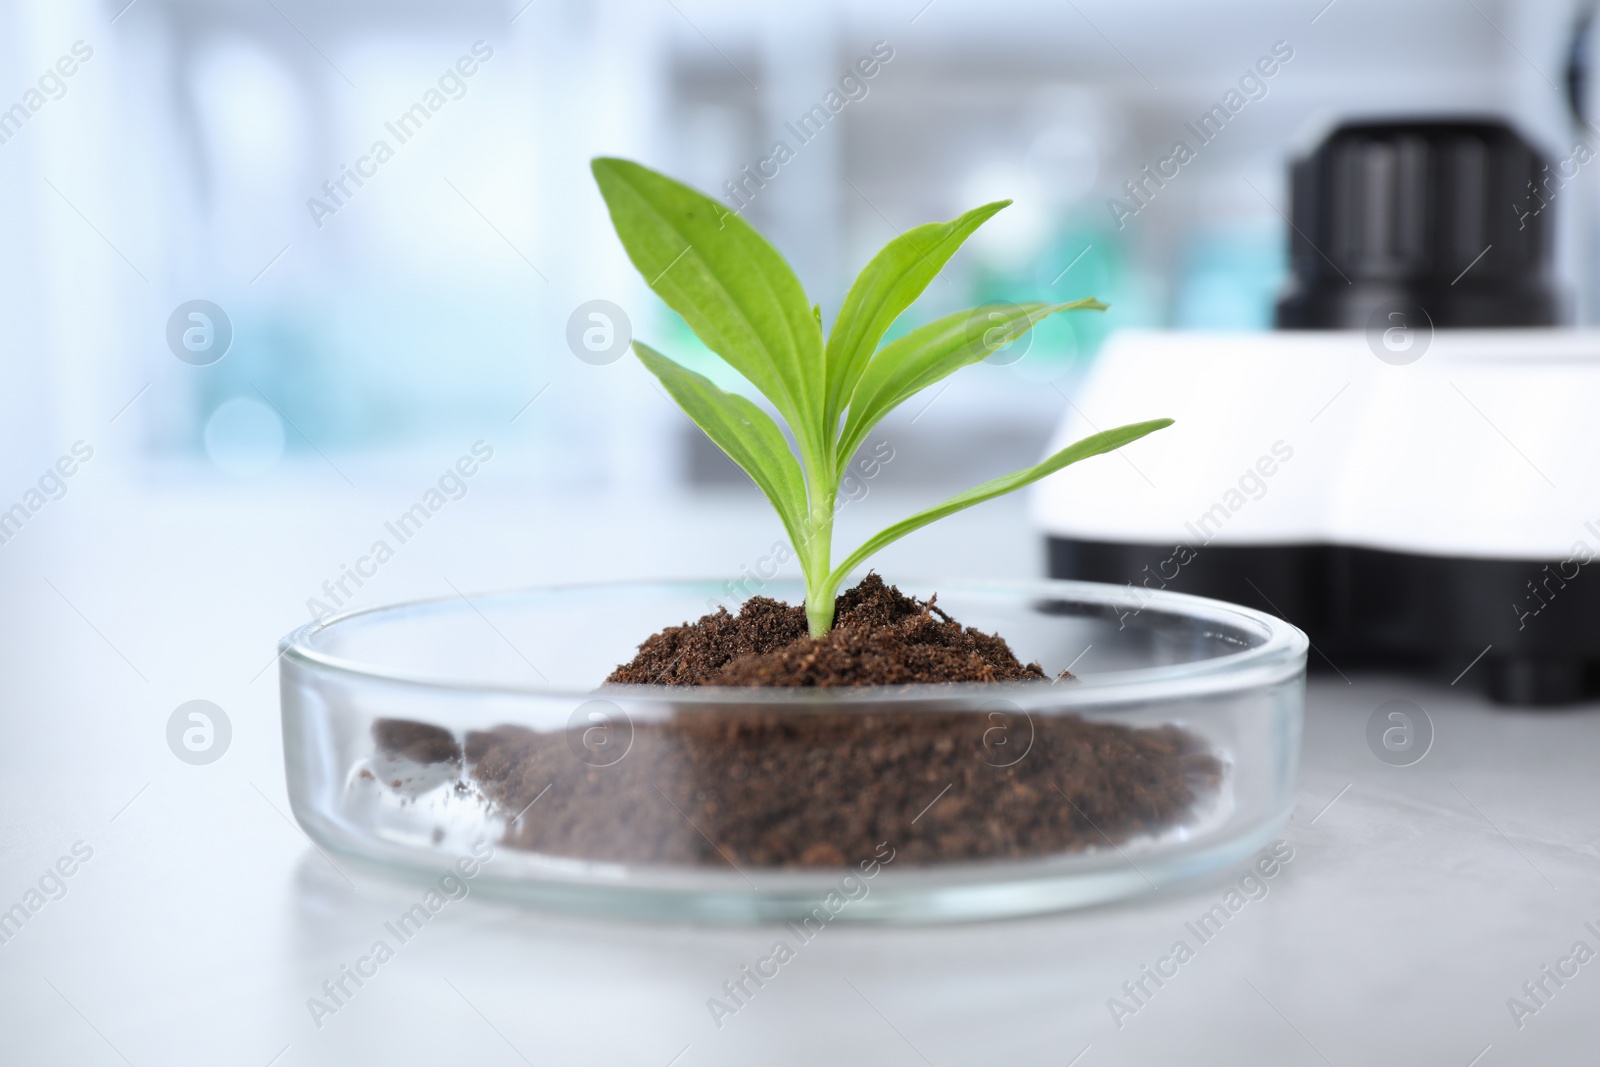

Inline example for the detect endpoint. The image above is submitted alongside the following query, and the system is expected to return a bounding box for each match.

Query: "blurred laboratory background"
[10,3,1600,1065]
[3,0,1592,499]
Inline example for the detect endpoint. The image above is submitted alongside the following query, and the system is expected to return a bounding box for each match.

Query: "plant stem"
[802,477,838,638]
[805,590,835,638]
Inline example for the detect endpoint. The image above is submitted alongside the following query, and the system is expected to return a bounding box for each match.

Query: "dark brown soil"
[467,710,1219,868]
[372,576,1222,869]
[605,574,1053,687]
[373,719,461,765]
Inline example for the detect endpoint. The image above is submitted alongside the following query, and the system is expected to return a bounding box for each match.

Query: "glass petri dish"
[279,579,1306,923]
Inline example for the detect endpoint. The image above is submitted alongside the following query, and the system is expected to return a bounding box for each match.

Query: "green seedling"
[592,158,1171,637]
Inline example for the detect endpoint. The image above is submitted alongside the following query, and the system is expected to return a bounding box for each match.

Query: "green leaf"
[826,419,1173,590]
[634,342,811,549]
[835,298,1106,469]
[823,201,1010,430]
[591,158,826,457]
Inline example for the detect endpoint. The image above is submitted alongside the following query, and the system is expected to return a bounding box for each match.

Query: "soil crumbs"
[411,576,1224,869]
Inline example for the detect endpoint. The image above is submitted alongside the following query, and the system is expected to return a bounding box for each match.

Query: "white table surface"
[2,480,1597,1066]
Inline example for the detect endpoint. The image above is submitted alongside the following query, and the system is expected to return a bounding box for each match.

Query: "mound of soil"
[605,574,1054,687]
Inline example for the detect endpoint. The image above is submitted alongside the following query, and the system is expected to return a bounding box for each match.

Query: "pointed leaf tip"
[822,199,1022,428]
